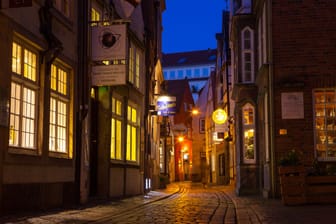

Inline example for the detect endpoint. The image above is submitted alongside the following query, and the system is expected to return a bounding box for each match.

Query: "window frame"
[49,62,71,155]
[111,96,123,161]
[9,40,39,152]
[241,27,254,83]
[313,89,336,161]
[242,103,256,164]
[128,41,143,88]
[126,102,139,163]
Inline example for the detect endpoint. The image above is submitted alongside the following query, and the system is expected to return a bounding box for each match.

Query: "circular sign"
[212,109,227,124]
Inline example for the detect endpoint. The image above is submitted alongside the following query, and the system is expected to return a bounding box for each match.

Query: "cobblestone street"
[1,182,336,224]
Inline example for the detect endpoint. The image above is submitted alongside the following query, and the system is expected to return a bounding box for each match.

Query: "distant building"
[162,49,217,103]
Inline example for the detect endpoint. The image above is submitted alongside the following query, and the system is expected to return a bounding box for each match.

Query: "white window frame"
[242,103,256,164]
[128,41,143,88]
[9,40,39,150]
[241,27,254,83]
[49,62,70,154]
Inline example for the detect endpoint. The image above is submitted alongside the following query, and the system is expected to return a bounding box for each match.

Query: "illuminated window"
[9,41,38,149]
[111,97,122,160]
[314,89,336,161]
[54,0,70,17]
[49,63,70,153]
[241,27,254,83]
[126,104,139,162]
[128,42,142,88]
[242,103,255,163]
[91,7,100,26]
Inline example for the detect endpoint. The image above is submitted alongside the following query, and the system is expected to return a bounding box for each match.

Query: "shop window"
[49,63,70,154]
[9,41,38,149]
[242,103,256,163]
[111,97,123,160]
[126,103,139,162]
[314,89,336,161]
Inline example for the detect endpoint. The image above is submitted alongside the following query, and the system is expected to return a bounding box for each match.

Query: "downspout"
[267,0,276,198]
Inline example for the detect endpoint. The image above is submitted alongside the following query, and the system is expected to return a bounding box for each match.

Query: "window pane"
[116,120,122,159]
[22,87,36,148]
[131,126,136,161]
[132,108,137,123]
[111,119,116,158]
[126,125,131,160]
[51,64,57,90]
[244,129,255,160]
[12,42,22,74]
[24,49,37,81]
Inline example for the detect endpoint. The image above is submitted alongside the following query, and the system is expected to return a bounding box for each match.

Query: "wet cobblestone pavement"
[1,182,336,223]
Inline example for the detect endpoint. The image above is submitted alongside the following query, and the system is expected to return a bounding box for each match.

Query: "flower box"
[306,175,336,204]
[278,166,306,205]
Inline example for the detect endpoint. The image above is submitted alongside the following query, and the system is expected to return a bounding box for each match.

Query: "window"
[199,118,205,133]
[111,97,122,160]
[242,103,255,163]
[186,69,192,78]
[202,68,209,77]
[241,27,254,83]
[169,71,176,79]
[126,104,139,162]
[194,68,200,77]
[54,0,70,17]
[177,70,184,79]
[91,7,100,26]
[9,41,38,149]
[314,89,336,161]
[49,63,70,153]
[128,42,142,88]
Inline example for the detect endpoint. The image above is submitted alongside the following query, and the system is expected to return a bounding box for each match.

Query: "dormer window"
[241,27,254,83]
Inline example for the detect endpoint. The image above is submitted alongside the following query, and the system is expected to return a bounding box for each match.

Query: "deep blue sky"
[162,0,227,53]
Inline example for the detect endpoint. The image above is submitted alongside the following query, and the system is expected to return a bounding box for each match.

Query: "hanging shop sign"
[91,24,127,61]
[212,108,227,124]
[91,64,126,86]
[91,24,127,86]
[157,95,176,116]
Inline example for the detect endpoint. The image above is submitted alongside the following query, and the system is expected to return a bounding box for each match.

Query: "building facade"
[0,0,165,213]
[0,0,80,212]
[162,49,217,103]
[229,0,336,197]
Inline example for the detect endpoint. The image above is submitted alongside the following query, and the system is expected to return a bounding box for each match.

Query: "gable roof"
[165,79,194,112]
[162,49,217,67]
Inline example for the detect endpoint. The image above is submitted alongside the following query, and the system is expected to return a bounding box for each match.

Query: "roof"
[162,49,217,68]
[165,79,194,112]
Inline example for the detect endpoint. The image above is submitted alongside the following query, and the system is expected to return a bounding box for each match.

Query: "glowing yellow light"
[212,108,227,124]
[178,136,184,142]
[191,108,199,116]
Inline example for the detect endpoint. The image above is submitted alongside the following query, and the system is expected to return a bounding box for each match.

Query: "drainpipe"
[75,0,89,204]
[267,0,276,198]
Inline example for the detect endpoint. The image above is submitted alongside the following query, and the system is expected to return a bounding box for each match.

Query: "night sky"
[162,0,228,53]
